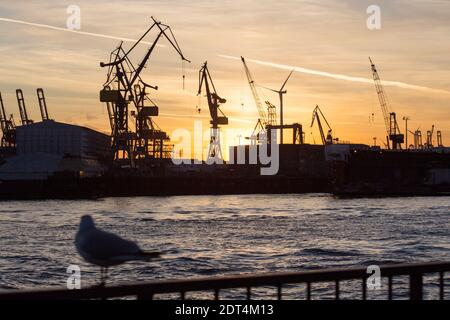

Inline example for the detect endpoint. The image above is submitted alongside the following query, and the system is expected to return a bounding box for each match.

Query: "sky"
[0,0,449,152]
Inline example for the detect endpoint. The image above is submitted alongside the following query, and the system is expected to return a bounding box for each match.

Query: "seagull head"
[79,215,96,232]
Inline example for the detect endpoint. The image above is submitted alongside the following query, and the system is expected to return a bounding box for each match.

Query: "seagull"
[75,215,161,284]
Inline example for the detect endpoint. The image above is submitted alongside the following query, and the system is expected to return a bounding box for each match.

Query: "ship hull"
[0,174,330,200]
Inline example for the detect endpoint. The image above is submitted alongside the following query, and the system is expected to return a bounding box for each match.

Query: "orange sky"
[0,0,449,155]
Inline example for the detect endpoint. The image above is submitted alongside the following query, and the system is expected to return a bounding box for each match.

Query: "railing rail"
[0,261,448,300]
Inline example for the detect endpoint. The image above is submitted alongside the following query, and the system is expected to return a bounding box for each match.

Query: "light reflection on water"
[0,194,449,299]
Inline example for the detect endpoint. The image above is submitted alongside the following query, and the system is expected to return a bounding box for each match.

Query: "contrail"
[0,17,164,47]
[219,54,450,95]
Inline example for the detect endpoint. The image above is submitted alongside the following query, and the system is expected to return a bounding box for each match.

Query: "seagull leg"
[104,267,109,283]
[100,267,105,286]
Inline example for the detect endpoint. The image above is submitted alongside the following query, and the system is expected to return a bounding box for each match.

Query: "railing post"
[410,273,423,300]
[306,282,311,300]
[335,280,340,300]
[137,292,153,300]
[214,289,219,300]
[388,276,393,300]
[277,285,282,300]
[362,278,366,300]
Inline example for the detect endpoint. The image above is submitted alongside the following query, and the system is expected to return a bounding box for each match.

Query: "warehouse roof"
[16,120,109,137]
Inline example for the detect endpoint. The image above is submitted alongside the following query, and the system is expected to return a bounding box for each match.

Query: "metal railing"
[0,261,448,300]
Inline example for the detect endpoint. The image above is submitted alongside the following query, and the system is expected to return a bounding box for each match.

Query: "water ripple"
[0,194,449,299]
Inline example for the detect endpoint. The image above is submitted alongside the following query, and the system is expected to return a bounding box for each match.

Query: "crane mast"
[0,92,7,134]
[369,57,404,150]
[241,57,275,128]
[0,92,16,147]
[198,61,228,160]
[36,88,50,121]
[16,89,33,125]
[437,130,443,147]
[426,125,435,148]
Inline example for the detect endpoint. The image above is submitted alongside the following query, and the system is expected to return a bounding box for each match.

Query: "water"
[0,194,449,299]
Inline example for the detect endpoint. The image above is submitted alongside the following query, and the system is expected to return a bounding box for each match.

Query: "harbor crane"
[409,128,423,149]
[241,57,298,145]
[198,61,228,160]
[241,56,276,141]
[416,130,423,149]
[426,125,435,148]
[36,88,50,121]
[310,105,334,145]
[0,92,16,147]
[16,89,33,125]
[369,58,404,150]
[402,116,410,148]
[437,130,443,147]
[99,17,190,164]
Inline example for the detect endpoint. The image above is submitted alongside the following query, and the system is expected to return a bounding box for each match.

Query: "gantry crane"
[198,61,228,160]
[310,105,334,145]
[409,128,423,149]
[369,58,404,150]
[100,17,189,164]
[437,130,443,147]
[241,56,276,140]
[0,92,16,147]
[416,130,423,149]
[16,89,33,125]
[426,125,435,148]
[36,88,50,121]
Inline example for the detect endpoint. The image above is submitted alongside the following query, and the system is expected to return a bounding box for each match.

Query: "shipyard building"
[0,120,110,180]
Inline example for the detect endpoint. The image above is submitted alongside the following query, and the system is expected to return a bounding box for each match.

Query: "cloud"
[219,55,450,95]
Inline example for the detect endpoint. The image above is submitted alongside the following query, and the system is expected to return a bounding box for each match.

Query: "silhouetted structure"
[197,61,228,160]
[99,17,189,167]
